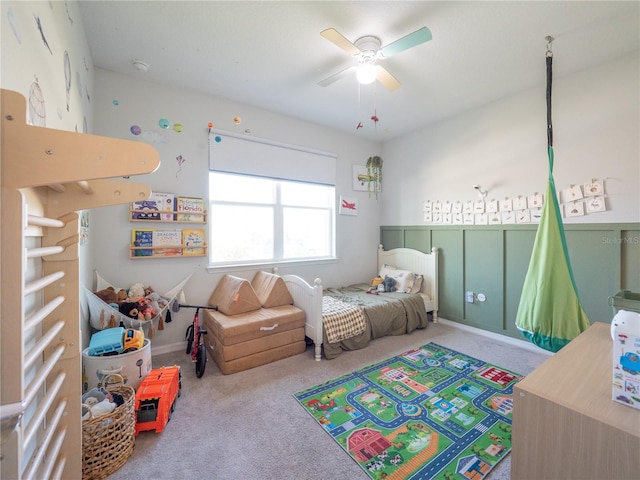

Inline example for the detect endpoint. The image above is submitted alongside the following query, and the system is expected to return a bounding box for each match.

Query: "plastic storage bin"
[82,338,152,391]
[610,290,640,315]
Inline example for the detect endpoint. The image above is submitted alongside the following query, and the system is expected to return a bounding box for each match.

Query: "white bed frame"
[282,245,439,361]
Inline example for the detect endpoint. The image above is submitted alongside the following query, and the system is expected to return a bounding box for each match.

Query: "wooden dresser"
[512,322,640,480]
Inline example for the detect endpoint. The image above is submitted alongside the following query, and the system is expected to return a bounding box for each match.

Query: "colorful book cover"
[131,229,154,256]
[153,229,182,256]
[152,192,176,221]
[132,192,175,221]
[182,228,205,255]
[176,196,205,222]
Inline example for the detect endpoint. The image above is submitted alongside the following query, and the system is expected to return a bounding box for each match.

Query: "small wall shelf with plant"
[130,192,207,223]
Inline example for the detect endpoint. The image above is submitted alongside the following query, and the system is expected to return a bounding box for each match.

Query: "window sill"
[206,257,338,274]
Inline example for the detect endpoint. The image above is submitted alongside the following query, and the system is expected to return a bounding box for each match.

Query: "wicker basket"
[81,375,136,480]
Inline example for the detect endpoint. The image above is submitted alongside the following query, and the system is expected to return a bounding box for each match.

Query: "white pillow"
[378,263,398,278]
[411,274,424,294]
[384,269,415,293]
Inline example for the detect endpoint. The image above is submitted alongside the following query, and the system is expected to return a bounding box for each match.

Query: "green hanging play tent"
[515,37,591,353]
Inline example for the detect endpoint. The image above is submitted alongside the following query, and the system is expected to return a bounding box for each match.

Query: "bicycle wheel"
[185,324,194,354]
[195,341,207,378]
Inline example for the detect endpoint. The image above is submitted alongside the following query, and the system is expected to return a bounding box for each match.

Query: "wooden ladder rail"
[0,88,160,480]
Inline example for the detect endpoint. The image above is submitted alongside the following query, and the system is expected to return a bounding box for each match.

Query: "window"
[209,172,335,266]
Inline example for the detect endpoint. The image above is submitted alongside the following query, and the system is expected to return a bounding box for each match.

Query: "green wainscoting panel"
[381,223,640,341]
[565,228,616,323]
[463,230,504,332]
[504,229,536,336]
[621,229,640,292]
[431,229,464,320]
[380,228,404,251]
[404,228,431,253]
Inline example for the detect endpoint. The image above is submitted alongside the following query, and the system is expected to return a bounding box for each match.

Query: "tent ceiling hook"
[545,35,554,57]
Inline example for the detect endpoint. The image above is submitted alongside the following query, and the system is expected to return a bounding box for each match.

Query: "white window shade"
[209,129,337,185]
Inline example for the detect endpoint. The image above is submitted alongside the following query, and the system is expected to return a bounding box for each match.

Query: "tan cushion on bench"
[203,305,305,346]
[208,274,261,316]
[251,271,293,308]
[206,335,306,375]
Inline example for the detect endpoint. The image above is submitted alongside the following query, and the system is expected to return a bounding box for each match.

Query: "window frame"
[207,171,337,270]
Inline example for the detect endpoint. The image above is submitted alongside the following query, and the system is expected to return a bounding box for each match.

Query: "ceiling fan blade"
[320,28,361,56]
[380,26,432,58]
[375,66,401,92]
[317,65,357,87]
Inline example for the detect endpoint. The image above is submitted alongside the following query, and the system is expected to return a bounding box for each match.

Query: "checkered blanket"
[322,296,366,343]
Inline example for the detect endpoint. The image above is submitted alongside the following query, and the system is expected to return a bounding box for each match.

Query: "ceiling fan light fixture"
[356,64,377,85]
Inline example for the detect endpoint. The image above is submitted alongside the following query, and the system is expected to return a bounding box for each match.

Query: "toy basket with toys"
[83,270,193,337]
[81,374,135,480]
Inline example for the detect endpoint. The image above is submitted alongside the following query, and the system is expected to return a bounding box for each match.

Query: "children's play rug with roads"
[294,343,523,480]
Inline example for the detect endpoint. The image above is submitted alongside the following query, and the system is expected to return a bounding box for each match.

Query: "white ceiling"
[78,1,640,142]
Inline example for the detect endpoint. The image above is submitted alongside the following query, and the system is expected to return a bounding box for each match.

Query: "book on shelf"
[182,228,205,255]
[153,229,183,256]
[176,196,205,222]
[131,229,154,256]
[132,192,175,221]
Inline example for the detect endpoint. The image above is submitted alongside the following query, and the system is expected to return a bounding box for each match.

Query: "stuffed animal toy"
[137,297,157,320]
[145,292,164,315]
[116,289,127,303]
[366,276,384,294]
[127,283,146,301]
[610,309,640,340]
[382,275,397,293]
[119,301,140,319]
[94,287,118,304]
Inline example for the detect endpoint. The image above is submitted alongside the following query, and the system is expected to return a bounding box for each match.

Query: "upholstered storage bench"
[202,272,306,374]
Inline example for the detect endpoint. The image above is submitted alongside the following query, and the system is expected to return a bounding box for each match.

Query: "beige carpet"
[106,320,550,480]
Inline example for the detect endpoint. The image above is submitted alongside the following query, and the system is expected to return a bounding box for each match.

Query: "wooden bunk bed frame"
[283,245,439,361]
[0,89,159,479]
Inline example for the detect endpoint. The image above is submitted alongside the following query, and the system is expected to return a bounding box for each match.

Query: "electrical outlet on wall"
[466,291,474,303]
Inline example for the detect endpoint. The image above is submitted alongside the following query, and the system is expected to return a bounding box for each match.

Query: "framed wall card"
[586,196,606,213]
[513,196,527,210]
[352,164,380,193]
[565,202,585,217]
[339,195,358,215]
[584,180,604,196]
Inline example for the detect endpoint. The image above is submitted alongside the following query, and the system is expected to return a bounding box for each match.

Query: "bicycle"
[180,304,218,378]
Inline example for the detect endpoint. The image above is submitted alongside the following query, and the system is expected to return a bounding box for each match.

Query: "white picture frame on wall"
[339,195,358,215]
[352,164,380,193]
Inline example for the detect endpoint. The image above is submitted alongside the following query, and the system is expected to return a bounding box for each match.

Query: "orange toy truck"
[134,365,181,435]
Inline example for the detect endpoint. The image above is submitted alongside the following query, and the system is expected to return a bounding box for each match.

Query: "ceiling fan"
[318,26,432,92]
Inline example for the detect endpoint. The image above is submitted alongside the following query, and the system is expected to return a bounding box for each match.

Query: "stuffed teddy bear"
[127,283,146,302]
[116,289,127,303]
[119,301,140,319]
[94,287,118,304]
[137,297,157,320]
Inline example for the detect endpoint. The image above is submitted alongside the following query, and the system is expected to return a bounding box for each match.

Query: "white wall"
[1,0,95,288]
[4,1,637,354]
[90,69,383,351]
[381,52,640,225]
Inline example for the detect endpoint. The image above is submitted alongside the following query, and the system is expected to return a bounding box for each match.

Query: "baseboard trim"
[151,341,185,356]
[150,320,553,357]
[437,318,554,356]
